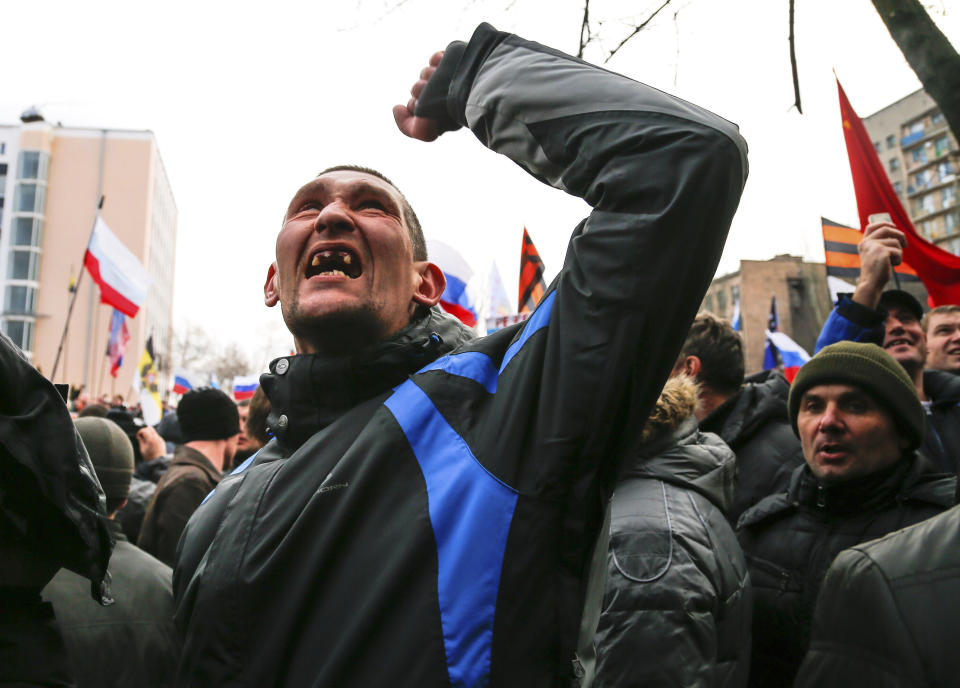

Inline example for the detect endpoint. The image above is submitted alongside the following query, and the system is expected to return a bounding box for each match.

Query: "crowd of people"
[3,22,960,688]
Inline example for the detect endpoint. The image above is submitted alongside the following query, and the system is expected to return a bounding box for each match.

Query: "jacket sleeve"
[141,477,211,568]
[814,294,886,352]
[422,24,748,490]
[794,548,925,688]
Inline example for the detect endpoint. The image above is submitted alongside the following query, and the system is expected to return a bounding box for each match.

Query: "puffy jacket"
[816,294,960,473]
[173,22,747,688]
[736,456,954,688]
[42,519,180,688]
[138,445,221,567]
[595,377,751,688]
[795,502,960,688]
[699,370,803,523]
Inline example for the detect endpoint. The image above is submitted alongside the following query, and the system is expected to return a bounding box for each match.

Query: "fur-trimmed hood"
[619,375,736,513]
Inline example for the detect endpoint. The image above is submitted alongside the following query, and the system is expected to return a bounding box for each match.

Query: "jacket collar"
[261,307,475,453]
[172,444,223,484]
[923,369,960,406]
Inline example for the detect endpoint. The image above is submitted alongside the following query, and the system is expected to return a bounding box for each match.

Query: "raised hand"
[393,51,445,142]
[853,220,907,308]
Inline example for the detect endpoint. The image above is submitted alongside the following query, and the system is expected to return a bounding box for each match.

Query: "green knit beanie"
[788,341,924,450]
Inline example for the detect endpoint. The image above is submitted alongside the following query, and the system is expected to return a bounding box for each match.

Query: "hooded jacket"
[736,456,955,688]
[795,502,960,688]
[700,370,803,523]
[816,295,960,473]
[594,377,752,688]
[173,23,747,688]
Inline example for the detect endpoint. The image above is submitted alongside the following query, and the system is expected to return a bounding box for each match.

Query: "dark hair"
[678,313,745,395]
[245,387,272,445]
[318,164,427,261]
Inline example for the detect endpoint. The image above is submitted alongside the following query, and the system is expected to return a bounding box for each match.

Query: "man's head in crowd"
[923,304,960,373]
[263,165,446,356]
[231,388,272,467]
[878,290,927,378]
[176,388,241,471]
[670,312,745,419]
[789,342,922,485]
[236,399,252,453]
[74,417,134,516]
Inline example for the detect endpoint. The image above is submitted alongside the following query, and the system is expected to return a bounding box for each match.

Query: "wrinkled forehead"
[284,171,403,219]
[801,382,871,403]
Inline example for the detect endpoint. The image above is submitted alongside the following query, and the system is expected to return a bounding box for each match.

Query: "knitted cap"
[177,387,240,442]
[74,417,134,502]
[788,341,924,450]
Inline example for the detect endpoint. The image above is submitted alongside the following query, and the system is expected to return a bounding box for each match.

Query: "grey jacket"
[595,377,752,688]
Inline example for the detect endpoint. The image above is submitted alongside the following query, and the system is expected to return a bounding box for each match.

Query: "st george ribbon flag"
[837,79,960,306]
[84,217,152,318]
[821,218,920,282]
[518,228,546,314]
[107,308,130,378]
[427,239,478,327]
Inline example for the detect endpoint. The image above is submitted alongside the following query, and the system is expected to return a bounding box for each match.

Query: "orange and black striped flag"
[518,228,546,314]
[821,217,919,282]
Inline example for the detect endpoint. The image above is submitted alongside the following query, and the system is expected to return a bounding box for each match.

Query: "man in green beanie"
[736,341,955,688]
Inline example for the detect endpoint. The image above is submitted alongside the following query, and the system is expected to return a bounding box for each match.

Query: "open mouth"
[817,443,849,461]
[306,248,362,279]
[885,337,912,349]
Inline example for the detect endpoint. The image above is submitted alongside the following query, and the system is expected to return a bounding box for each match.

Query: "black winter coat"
[595,377,751,688]
[736,456,955,688]
[795,502,960,687]
[700,370,803,523]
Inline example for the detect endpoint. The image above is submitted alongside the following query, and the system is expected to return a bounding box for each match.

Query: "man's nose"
[886,315,905,333]
[314,201,355,234]
[818,404,843,432]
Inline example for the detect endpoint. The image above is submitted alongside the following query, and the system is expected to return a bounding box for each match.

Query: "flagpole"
[50,195,105,381]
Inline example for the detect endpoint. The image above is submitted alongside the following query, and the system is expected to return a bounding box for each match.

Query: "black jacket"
[736,457,954,687]
[42,519,180,688]
[795,502,960,688]
[595,377,751,688]
[700,370,803,523]
[816,295,960,473]
[173,23,747,688]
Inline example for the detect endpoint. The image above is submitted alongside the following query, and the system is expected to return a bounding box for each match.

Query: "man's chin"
[284,303,390,357]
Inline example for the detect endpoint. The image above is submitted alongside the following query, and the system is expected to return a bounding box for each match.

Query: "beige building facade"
[863,90,960,254]
[0,114,176,400]
[702,256,834,375]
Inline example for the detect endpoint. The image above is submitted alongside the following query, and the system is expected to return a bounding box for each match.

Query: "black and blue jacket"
[173,23,747,687]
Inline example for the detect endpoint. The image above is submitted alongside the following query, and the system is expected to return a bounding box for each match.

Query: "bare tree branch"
[603,0,675,64]
[789,0,802,113]
[578,0,591,58]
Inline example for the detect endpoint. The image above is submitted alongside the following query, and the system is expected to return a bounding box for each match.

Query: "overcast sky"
[2,0,957,370]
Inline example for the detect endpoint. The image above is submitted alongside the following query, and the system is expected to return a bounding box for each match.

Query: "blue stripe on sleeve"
[499,290,556,374]
[385,381,518,688]
[418,352,498,393]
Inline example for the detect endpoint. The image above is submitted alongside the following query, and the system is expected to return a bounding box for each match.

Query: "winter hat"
[74,417,134,503]
[788,341,924,450]
[177,387,240,442]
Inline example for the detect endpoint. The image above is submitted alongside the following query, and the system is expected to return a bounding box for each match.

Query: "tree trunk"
[870,0,960,140]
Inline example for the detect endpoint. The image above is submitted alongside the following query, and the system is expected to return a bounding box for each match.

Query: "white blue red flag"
[84,217,152,318]
[173,368,202,395]
[764,330,811,383]
[427,239,478,328]
[106,308,130,377]
[233,375,259,401]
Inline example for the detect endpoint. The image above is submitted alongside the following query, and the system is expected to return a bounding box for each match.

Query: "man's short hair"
[679,313,745,395]
[922,304,960,333]
[318,165,427,262]
[245,387,272,446]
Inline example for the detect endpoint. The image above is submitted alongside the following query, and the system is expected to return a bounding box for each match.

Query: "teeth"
[311,255,321,267]
[343,254,352,265]
[321,269,346,277]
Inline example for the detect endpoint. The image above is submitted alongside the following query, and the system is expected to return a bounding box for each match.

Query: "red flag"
[518,228,546,314]
[837,79,960,306]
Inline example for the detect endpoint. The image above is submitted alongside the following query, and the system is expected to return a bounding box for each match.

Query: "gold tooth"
[343,254,352,265]
[311,254,321,267]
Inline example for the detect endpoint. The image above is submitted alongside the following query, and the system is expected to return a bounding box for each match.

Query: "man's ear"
[264,262,280,307]
[680,355,702,379]
[412,262,446,308]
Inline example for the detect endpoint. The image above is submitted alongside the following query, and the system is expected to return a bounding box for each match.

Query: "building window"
[717,290,727,312]
[7,250,39,281]
[704,294,713,312]
[4,285,37,315]
[943,186,957,208]
[917,193,936,215]
[935,135,951,158]
[0,142,5,155]
[2,319,34,354]
[938,161,956,182]
[11,217,43,247]
[873,141,881,153]
[912,147,928,164]
[890,158,900,172]
[16,151,48,181]
[886,135,896,149]
[731,285,740,303]
[932,111,945,125]
[922,219,939,239]
[916,169,933,189]
[946,211,959,236]
[893,181,903,196]
[13,183,46,214]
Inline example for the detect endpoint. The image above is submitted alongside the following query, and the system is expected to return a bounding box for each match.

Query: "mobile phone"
[868,212,892,224]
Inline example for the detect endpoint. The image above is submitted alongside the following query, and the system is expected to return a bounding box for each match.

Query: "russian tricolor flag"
[427,239,478,328]
[764,330,811,383]
[233,375,259,401]
[84,217,152,318]
[173,368,201,395]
